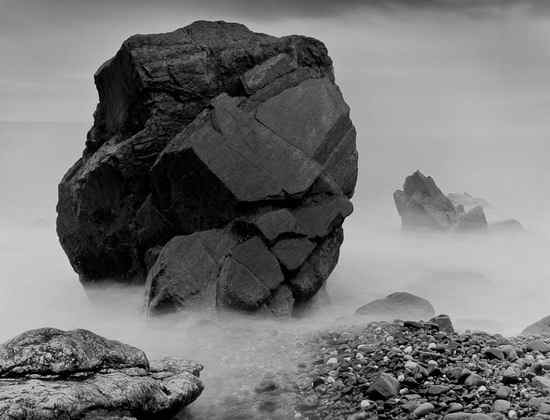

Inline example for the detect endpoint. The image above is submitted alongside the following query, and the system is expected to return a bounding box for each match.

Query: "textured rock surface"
[355,292,436,321]
[57,20,357,315]
[0,328,148,377]
[0,328,203,419]
[394,171,488,232]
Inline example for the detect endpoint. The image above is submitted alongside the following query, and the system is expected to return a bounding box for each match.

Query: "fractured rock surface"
[0,328,203,419]
[57,21,357,315]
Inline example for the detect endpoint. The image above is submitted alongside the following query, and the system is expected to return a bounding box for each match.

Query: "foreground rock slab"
[56,20,357,316]
[0,328,203,419]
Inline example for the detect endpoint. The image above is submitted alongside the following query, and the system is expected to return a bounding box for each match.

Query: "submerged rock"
[0,328,203,419]
[355,292,435,321]
[56,21,357,316]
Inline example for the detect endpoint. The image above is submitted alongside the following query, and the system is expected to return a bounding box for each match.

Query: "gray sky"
[1,0,550,230]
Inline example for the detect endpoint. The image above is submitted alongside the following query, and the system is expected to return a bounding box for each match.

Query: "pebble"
[327,357,338,366]
[295,319,550,419]
[413,402,435,417]
[493,399,512,412]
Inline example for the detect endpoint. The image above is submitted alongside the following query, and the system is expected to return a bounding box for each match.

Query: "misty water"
[2,8,550,417]
[1,121,549,417]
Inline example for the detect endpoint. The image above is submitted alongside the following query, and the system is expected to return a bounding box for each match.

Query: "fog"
[1,3,550,417]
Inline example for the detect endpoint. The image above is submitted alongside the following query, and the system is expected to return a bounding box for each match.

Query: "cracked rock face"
[0,328,203,419]
[56,21,357,316]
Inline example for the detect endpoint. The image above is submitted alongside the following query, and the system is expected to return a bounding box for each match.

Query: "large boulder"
[57,21,357,315]
[355,292,436,321]
[0,328,203,419]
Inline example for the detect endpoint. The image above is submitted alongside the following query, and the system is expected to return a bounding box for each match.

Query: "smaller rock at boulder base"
[430,314,455,334]
[355,292,435,321]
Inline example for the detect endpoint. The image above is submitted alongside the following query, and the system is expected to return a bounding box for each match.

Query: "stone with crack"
[56,20,357,316]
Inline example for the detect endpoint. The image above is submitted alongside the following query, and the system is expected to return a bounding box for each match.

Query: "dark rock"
[289,226,343,301]
[145,229,237,314]
[217,237,284,311]
[429,314,455,334]
[502,367,520,385]
[265,285,295,318]
[57,21,356,315]
[271,238,316,271]
[393,170,458,231]
[367,373,400,400]
[355,292,436,321]
[252,209,305,242]
[394,171,493,233]
[0,328,203,419]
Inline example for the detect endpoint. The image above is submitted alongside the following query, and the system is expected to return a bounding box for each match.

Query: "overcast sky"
[1,0,550,229]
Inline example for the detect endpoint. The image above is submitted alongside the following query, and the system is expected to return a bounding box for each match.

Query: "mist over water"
[1,6,550,417]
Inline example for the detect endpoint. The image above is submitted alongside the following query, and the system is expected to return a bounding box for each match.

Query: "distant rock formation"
[393,171,488,232]
[0,328,203,419]
[56,21,357,316]
[355,292,436,321]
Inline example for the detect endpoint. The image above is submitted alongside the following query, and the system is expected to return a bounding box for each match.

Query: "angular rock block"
[57,21,357,316]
